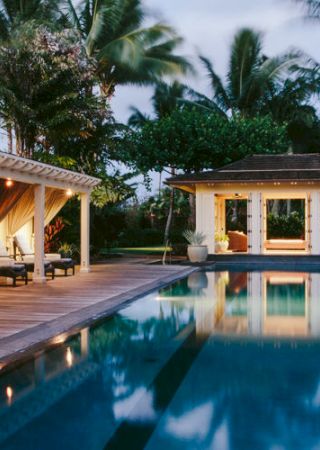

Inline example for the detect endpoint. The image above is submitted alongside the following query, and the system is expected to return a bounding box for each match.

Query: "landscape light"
[5,179,13,188]
[6,386,13,405]
[66,347,73,367]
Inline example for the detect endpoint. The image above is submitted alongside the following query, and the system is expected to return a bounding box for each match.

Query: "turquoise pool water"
[1,270,320,449]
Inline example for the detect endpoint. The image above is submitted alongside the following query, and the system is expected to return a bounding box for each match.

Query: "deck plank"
[0,263,194,363]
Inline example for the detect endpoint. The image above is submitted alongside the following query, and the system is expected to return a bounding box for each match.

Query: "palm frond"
[199,55,230,112]
[227,28,262,104]
[295,0,320,19]
[128,106,151,127]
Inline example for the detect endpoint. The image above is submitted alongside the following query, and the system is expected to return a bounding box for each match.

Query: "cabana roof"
[167,154,320,185]
[0,151,100,191]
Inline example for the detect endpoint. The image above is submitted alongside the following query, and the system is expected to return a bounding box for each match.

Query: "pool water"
[1,270,320,449]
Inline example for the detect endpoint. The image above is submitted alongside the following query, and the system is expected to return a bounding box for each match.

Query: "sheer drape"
[44,188,68,226]
[0,180,29,223]
[7,186,35,236]
[7,186,69,236]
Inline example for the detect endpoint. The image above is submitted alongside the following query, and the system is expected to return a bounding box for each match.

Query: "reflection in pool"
[1,270,320,449]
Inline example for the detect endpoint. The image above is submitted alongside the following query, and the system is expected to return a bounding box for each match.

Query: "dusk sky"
[112,0,320,122]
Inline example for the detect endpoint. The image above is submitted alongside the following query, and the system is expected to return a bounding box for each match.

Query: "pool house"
[167,154,320,255]
[0,151,100,282]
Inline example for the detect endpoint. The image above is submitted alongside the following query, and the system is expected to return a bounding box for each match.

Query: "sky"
[110,0,320,197]
[112,0,320,122]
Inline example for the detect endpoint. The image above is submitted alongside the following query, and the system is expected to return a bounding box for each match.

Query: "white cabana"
[167,154,320,255]
[0,151,100,283]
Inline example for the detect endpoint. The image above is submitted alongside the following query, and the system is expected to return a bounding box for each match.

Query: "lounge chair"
[13,235,55,279]
[14,234,75,277]
[0,242,28,286]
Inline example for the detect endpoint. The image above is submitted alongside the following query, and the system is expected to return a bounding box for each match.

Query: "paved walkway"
[0,262,194,364]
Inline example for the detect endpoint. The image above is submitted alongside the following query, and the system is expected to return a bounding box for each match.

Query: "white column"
[310,192,320,255]
[80,191,90,273]
[309,273,320,336]
[196,190,215,253]
[81,327,90,357]
[248,272,263,335]
[34,351,46,385]
[33,183,46,283]
[248,192,263,254]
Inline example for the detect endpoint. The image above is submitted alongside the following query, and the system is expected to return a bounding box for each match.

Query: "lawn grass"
[101,246,171,255]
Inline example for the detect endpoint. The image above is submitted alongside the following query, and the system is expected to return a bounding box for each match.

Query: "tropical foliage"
[0,23,108,166]
[122,109,289,173]
[63,0,191,96]
[0,0,319,249]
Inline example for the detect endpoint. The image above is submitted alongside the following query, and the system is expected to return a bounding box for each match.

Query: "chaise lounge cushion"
[265,239,306,250]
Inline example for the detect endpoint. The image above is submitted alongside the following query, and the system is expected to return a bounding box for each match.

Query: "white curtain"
[7,186,35,237]
[7,187,69,237]
[44,188,68,226]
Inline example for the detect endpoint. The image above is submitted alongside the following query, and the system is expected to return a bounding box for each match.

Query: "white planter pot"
[187,272,208,289]
[215,241,229,253]
[187,245,208,263]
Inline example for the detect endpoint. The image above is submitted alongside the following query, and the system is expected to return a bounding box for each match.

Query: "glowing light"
[66,347,73,367]
[6,386,13,405]
[66,189,73,197]
[5,179,13,188]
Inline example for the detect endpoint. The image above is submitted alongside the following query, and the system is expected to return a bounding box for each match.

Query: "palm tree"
[295,0,320,19]
[64,0,192,97]
[0,0,64,40]
[128,81,191,245]
[0,0,65,151]
[128,80,187,127]
[191,28,301,117]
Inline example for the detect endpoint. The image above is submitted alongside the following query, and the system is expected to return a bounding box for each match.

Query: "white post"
[248,192,263,254]
[80,191,90,273]
[248,272,263,335]
[309,273,320,336]
[310,192,320,255]
[34,351,46,385]
[81,327,90,357]
[196,190,215,253]
[33,183,46,283]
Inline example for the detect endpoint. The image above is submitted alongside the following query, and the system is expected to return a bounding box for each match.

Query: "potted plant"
[183,230,208,263]
[215,232,229,253]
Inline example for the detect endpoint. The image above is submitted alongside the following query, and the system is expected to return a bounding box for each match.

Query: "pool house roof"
[167,154,320,186]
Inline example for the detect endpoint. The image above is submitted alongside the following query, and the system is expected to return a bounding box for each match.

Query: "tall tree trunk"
[271,199,279,215]
[7,124,13,154]
[188,193,196,228]
[164,168,175,244]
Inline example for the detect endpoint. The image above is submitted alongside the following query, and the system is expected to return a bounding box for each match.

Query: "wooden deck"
[0,262,194,364]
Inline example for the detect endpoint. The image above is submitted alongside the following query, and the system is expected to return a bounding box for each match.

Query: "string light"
[66,189,73,197]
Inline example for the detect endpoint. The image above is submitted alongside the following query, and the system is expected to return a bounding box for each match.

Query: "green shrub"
[267,212,305,239]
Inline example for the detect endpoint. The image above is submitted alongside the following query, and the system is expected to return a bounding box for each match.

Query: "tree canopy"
[120,108,289,173]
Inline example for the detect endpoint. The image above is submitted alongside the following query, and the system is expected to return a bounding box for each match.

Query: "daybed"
[264,239,307,251]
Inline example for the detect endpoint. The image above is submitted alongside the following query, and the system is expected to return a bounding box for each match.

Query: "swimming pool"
[1,269,320,449]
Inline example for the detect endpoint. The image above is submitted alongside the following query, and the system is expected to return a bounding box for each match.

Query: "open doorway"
[264,198,307,252]
[225,199,248,252]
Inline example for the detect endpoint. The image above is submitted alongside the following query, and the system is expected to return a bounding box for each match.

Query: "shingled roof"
[166,154,320,184]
